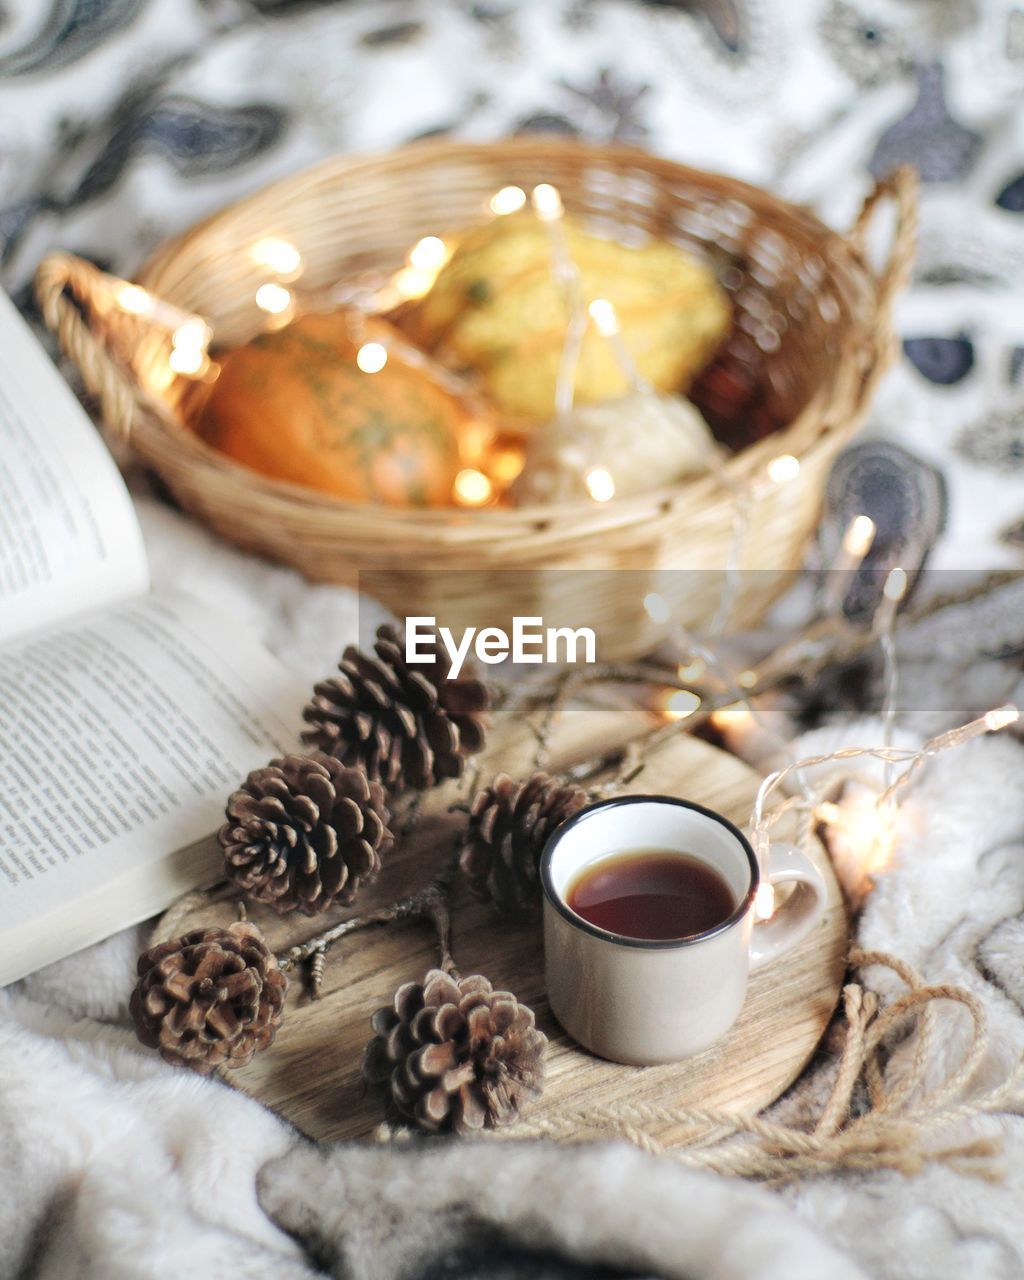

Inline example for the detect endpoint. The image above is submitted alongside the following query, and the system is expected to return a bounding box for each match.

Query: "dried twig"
[277,851,461,996]
[515,571,1024,792]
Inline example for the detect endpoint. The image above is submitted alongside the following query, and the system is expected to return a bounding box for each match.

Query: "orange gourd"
[198,312,470,507]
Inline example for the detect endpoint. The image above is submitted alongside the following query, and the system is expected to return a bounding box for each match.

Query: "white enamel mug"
[540,795,827,1065]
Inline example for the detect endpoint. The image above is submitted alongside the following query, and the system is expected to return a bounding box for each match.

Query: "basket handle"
[35,252,143,444]
[847,165,918,321]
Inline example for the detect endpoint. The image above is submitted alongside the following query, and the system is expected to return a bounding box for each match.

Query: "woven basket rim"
[139,136,843,280]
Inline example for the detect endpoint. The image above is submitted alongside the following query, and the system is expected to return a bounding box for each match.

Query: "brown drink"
[567,848,736,941]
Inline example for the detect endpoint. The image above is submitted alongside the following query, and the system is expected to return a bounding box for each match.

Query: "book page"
[0,289,149,645]
[0,593,305,980]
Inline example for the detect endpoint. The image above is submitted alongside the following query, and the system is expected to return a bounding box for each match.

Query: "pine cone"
[219,752,392,915]
[301,625,488,791]
[460,772,589,917]
[130,922,286,1074]
[363,969,546,1133]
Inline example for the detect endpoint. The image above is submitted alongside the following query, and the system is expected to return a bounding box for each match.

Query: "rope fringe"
[394,950,1024,1182]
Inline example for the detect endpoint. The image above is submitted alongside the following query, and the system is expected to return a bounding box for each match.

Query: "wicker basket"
[36,140,915,659]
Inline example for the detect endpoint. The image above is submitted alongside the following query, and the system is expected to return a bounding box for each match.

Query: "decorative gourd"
[402,212,730,426]
[511,391,723,504]
[197,312,470,507]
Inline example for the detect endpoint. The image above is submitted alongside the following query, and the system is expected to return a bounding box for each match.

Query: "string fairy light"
[671,613,815,801]
[709,501,752,640]
[875,566,909,794]
[490,185,527,215]
[105,202,1021,938]
[635,455,807,783]
[531,182,565,224]
[490,446,526,485]
[660,465,883,810]
[748,704,1020,902]
[821,514,877,616]
[104,195,1018,925]
[585,466,616,502]
[586,299,615,332]
[170,317,208,350]
[662,688,703,721]
[115,283,154,316]
[531,183,589,419]
[588,298,645,391]
[453,468,493,506]
[875,702,1019,810]
[409,236,447,272]
[250,236,303,279]
[755,881,777,920]
[105,276,213,380]
[643,592,671,625]
[710,702,755,731]
[167,342,205,376]
[391,234,450,302]
[526,207,805,601]
[766,453,800,486]
[393,267,436,300]
[254,282,293,316]
[355,341,389,374]
[583,292,804,638]
[984,705,1022,731]
[586,294,748,530]
[817,789,897,897]
[708,450,804,640]
[110,281,199,334]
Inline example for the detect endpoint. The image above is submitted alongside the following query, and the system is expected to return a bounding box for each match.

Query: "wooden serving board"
[169,706,848,1144]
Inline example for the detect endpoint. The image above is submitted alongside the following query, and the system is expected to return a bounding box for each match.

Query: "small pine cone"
[363,969,546,1134]
[219,752,393,915]
[130,922,286,1074]
[301,624,488,791]
[460,772,589,917]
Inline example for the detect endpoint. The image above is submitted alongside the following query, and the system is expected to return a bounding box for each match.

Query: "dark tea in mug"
[566,848,736,941]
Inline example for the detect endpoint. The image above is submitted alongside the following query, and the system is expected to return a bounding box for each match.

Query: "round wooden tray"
[168,713,848,1144]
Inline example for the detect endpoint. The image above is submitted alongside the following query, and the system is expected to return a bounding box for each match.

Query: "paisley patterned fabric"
[1,0,1022,564]
[0,0,147,76]
[821,439,948,617]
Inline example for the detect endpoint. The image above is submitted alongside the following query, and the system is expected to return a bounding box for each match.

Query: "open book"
[0,291,305,985]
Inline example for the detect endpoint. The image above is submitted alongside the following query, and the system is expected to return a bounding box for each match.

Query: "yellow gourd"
[403,213,730,425]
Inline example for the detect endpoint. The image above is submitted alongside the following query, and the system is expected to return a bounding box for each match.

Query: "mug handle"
[749,843,827,971]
